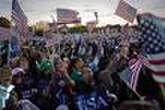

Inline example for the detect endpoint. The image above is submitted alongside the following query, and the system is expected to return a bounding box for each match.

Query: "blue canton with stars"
[137,15,165,54]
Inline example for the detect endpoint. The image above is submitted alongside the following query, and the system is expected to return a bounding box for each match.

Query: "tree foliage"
[0,17,11,28]
[68,24,87,33]
[35,28,44,36]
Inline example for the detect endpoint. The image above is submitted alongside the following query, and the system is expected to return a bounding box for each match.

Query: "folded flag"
[137,13,165,86]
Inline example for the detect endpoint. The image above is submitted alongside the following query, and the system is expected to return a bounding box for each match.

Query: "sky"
[0,0,165,26]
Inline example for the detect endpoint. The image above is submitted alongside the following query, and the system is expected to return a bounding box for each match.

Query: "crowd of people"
[0,20,164,110]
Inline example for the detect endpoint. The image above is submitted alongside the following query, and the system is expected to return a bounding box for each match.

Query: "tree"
[0,17,11,28]
[35,29,44,36]
[68,24,87,33]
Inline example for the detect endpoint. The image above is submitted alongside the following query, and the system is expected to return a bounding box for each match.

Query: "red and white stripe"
[0,27,11,40]
[11,0,28,37]
[129,59,142,91]
[12,10,27,25]
[129,55,149,91]
[146,53,165,85]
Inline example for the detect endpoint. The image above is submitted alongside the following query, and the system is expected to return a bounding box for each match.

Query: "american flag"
[137,13,165,87]
[0,27,11,40]
[11,0,28,37]
[129,55,149,91]
[115,0,137,23]
[57,8,81,24]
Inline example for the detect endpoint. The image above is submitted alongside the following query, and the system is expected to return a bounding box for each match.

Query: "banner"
[115,0,137,23]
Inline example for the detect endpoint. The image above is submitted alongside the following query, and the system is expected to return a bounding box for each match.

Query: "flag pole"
[7,37,11,65]
[160,84,165,101]
[94,12,98,25]
[122,79,143,100]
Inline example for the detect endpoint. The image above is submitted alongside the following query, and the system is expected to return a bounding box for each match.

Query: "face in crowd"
[54,58,69,73]
[11,68,25,85]
[82,67,93,85]
[74,58,85,71]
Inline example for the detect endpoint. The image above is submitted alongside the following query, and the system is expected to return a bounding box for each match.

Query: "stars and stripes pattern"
[11,0,28,37]
[115,0,137,23]
[129,55,149,91]
[0,27,11,40]
[57,8,81,24]
[137,13,165,86]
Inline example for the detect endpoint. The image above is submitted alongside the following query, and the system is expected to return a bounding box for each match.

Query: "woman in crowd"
[49,58,75,110]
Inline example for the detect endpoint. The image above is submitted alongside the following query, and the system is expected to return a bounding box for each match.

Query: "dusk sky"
[0,0,165,26]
